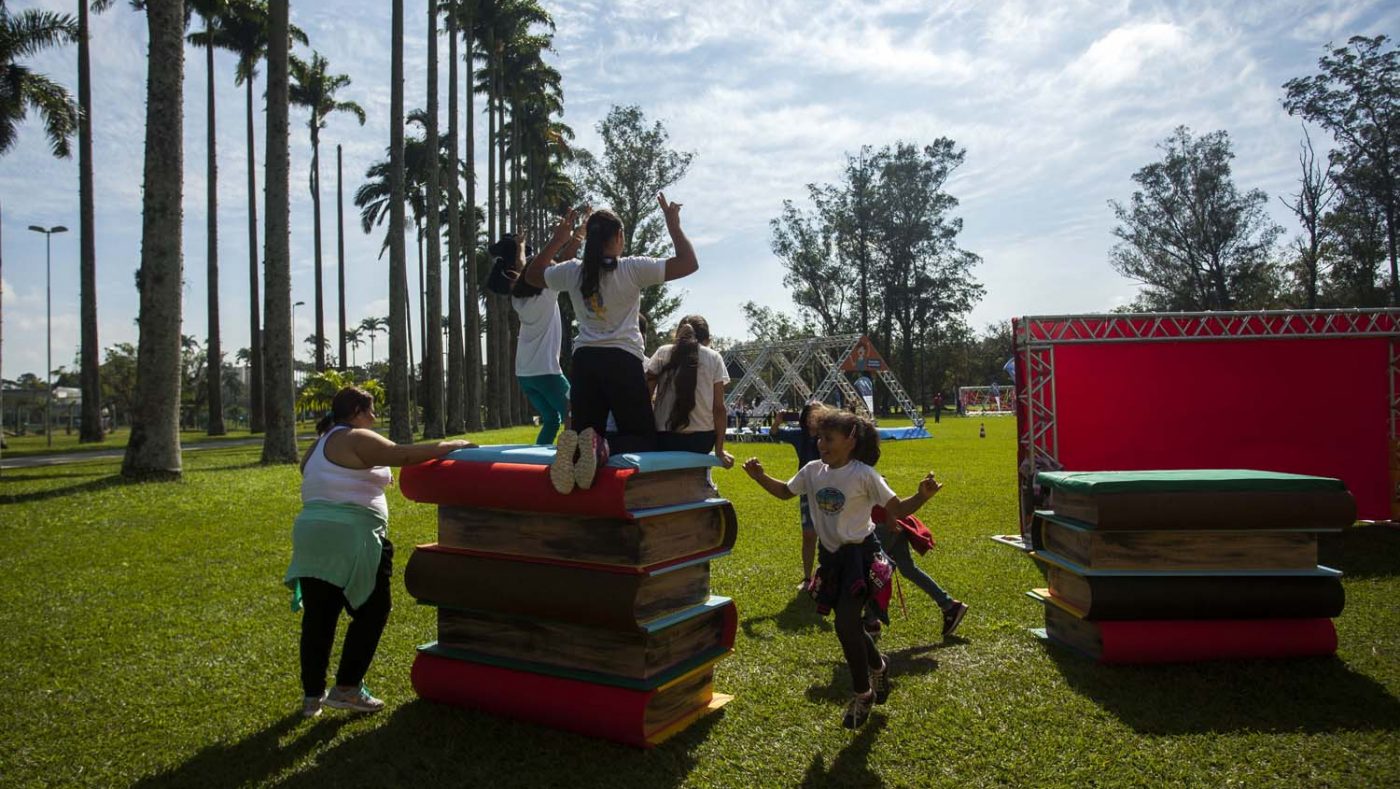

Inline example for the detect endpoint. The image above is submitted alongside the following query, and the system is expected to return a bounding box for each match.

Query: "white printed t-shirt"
[511,288,563,377]
[646,343,730,432]
[786,459,896,553]
[543,256,666,360]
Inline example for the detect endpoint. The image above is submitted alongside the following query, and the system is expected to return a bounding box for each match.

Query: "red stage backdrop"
[1013,310,1399,525]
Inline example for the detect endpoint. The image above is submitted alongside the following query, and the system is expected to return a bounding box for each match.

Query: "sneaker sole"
[574,429,599,490]
[324,699,384,713]
[944,604,968,638]
[550,431,579,494]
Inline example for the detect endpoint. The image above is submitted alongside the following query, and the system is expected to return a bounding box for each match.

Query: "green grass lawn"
[0,418,1396,787]
[0,427,274,459]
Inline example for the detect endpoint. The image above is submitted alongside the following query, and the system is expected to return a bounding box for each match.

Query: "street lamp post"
[28,224,68,448]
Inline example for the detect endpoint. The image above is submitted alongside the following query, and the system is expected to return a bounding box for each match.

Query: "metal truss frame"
[723,334,924,426]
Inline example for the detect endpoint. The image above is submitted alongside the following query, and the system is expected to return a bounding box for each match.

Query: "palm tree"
[455,0,483,431]
[336,143,347,370]
[442,1,465,434]
[0,3,79,157]
[186,0,228,436]
[420,0,444,439]
[77,1,111,444]
[358,316,386,365]
[388,0,410,443]
[122,0,185,479]
[204,0,306,434]
[290,51,365,373]
[260,0,295,463]
[344,325,363,368]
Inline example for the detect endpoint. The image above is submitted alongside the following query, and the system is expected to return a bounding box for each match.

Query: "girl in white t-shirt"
[743,407,941,730]
[494,231,580,446]
[646,314,734,468]
[524,197,699,493]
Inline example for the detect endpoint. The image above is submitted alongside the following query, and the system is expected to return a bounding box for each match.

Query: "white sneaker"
[574,428,600,490]
[325,684,384,713]
[550,430,578,494]
[302,693,325,718]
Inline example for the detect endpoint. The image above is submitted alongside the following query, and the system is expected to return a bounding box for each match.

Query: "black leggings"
[835,592,882,694]
[570,346,656,454]
[299,540,393,697]
[657,430,716,454]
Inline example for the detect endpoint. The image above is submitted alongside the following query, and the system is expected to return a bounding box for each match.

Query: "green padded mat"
[1036,469,1347,495]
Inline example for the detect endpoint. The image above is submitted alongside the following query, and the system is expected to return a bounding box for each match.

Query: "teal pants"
[519,373,571,445]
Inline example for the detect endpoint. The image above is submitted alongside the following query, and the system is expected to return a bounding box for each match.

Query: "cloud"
[1066,23,1189,90]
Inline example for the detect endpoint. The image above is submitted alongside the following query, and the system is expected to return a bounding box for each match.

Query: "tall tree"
[1280,128,1337,309]
[421,0,444,438]
[459,0,481,430]
[205,0,305,434]
[388,0,410,443]
[337,143,347,369]
[442,0,465,433]
[123,0,186,479]
[188,0,227,435]
[1283,35,1399,304]
[575,104,693,338]
[78,1,105,442]
[290,51,366,372]
[769,195,855,334]
[1109,127,1283,311]
[0,2,79,157]
[1321,173,1389,306]
[260,0,295,463]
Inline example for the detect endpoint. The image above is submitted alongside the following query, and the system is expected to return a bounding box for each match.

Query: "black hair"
[316,386,375,435]
[581,210,623,301]
[485,233,540,297]
[798,399,824,433]
[817,407,881,466]
[657,319,702,432]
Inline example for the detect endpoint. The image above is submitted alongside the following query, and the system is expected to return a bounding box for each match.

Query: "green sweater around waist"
[283,500,388,611]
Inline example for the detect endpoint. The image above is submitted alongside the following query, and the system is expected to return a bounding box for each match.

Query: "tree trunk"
[422,0,445,438]
[245,73,264,433]
[463,14,482,431]
[311,124,325,371]
[484,31,500,430]
[205,35,225,436]
[338,144,347,370]
[77,0,102,443]
[260,0,297,463]
[444,7,465,434]
[388,0,411,443]
[123,0,185,479]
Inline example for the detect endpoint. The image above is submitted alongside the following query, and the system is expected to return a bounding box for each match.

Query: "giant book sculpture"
[1003,469,1352,664]
[399,446,737,746]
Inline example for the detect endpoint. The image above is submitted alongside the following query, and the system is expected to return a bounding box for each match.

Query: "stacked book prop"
[399,445,737,747]
[1016,470,1354,664]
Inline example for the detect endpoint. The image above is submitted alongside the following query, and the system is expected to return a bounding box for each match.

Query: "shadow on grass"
[131,713,351,789]
[0,474,142,505]
[741,592,832,639]
[1319,524,1400,579]
[805,641,949,704]
[270,698,720,787]
[0,469,109,483]
[799,715,888,788]
[1046,646,1400,734]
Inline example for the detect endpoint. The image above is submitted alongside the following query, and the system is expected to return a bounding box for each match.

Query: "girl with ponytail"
[646,314,734,466]
[523,195,701,493]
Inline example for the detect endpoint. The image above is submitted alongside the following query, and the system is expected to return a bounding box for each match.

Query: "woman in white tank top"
[285,386,474,718]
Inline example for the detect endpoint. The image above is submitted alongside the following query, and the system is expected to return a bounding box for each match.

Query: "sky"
[2,0,1397,381]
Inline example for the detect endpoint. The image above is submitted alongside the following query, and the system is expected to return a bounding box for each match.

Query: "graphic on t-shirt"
[815,487,846,514]
[584,290,606,320]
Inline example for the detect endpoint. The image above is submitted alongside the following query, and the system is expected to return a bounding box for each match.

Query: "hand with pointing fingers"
[658,192,683,229]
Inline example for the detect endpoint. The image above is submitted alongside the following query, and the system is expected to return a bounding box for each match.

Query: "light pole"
[28,225,68,448]
[292,300,305,364]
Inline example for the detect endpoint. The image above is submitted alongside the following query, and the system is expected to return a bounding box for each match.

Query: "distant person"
[524,197,699,493]
[773,400,824,590]
[286,387,473,718]
[647,314,734,467]
[932,392,944,424]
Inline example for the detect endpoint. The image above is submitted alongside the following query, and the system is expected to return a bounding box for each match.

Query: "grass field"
[0,427,269,459]
[0,418,1396,787]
